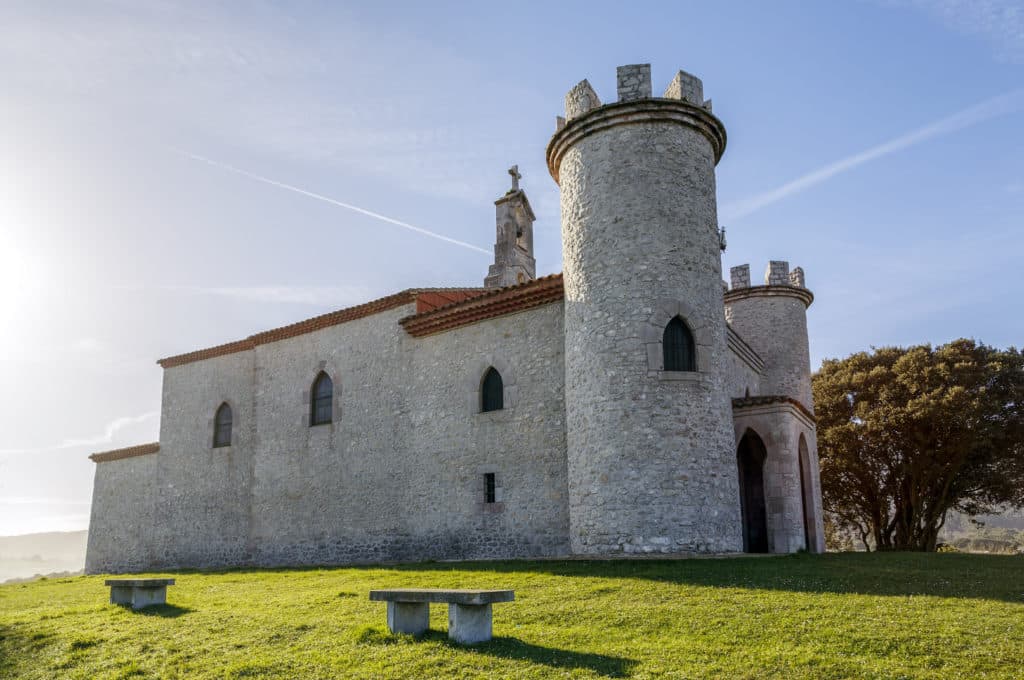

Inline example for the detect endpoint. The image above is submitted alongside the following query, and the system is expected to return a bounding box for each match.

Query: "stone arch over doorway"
[798,433,820,552]
[737,429,769,553]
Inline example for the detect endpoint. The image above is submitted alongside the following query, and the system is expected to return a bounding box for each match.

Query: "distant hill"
[0,530,87,583]
[940,509,1024,554]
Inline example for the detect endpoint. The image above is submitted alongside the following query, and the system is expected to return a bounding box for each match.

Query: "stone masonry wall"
[725,292,814,409]
[85,453,158,573]
[732,404,824,553]
[724,343,762,399]
[91,301,570,572]
[151,350,256,568]
[251,302,567,565]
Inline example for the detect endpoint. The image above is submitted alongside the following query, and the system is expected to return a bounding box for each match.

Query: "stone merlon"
[730,264,751,290]
[766,261,790,286]
[663,69,704,106]
[616,64,652,102]
[565,79,601,120]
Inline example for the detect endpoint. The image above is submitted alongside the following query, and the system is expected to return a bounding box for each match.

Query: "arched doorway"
[798,434,816,552]
[737,430,769,553]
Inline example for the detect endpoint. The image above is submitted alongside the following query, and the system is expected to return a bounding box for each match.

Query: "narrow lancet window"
[663,316,696,372]
[310,372,334,426]
[213,403,232,448]
[484,473,496,504]
[481,367,504,412]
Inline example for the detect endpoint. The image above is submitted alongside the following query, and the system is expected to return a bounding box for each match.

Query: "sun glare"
[0,237,42,336]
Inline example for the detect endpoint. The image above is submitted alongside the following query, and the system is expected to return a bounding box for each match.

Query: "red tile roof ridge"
[405,274,563,319]
[401,274,565,337]
[89,442,160,463]
[157,286,492,369]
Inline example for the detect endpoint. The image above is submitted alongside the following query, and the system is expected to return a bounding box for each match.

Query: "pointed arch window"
[310,372,334,426]
[213,403,232,448]
[481,367,504,412]
[663,316,696,372]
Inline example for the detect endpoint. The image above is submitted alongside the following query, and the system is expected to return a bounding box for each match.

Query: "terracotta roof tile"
[89,442,160,463]
[401,274,564,337]
[157,287,488,368]
[415,289,489,314]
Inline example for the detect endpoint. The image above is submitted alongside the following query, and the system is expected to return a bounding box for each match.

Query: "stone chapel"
[86,64,824,573]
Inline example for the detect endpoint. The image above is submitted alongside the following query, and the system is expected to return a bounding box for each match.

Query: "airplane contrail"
[720,89,1024,221]
[175,150,491,255]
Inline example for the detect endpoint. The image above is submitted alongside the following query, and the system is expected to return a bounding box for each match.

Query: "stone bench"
[105,578,175,610]
[369,588,514,644]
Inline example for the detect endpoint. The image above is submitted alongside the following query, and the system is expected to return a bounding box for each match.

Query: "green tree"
[813,339,1024,551]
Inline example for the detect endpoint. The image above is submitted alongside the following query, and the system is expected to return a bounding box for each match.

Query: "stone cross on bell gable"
[508,165,521,192]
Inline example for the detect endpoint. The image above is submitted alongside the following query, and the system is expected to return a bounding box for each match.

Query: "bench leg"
[110,586,133,606]
[130,586,167,610]
[448,603,493,644]
[386,601,429,635]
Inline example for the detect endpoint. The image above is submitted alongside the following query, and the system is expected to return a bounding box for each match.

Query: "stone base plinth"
[386,601,429,635]
[448,603,493,644]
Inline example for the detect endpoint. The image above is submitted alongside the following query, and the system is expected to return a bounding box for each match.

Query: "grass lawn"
[0,553,1022,679]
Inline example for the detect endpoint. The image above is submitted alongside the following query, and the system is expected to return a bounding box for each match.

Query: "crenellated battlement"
[558,64,714,127]
[547,63,726,183]
[726,262,813,307]
[728,262,808,291]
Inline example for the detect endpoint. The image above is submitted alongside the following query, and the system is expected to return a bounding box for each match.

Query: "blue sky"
[1,0,1021,535]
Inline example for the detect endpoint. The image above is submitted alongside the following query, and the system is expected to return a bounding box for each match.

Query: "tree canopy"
[813,339,1024,551]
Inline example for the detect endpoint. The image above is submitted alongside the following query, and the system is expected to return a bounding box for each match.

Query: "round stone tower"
[547,64,742,554]
[725,262,815,408]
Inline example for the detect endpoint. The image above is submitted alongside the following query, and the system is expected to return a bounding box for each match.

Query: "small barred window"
[484,473,496,504]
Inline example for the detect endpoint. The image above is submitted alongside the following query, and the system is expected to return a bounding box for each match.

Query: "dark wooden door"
[737,432,769,553]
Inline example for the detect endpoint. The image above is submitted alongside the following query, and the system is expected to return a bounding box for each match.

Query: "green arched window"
[663,317,696,372]
[481,368,504,412]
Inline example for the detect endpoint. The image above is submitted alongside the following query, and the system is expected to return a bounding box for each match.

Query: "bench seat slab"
[369,589,514,605]
[105,579,175,588]
[386,601,429,636]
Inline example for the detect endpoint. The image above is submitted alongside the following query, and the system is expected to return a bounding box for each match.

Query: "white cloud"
[721,89,1024,221]
[0,2,533,204]
[888,0,1024,63]
[0,411,158,456]
[71,337,103,353]
[158,284,377,307]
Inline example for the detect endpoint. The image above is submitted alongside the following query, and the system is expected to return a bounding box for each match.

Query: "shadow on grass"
[116,552,1024,604]
[411,630,634,677]
[381,552,1024,604]
[0,622,54,676]
[123,603,193,618]
[0,624,15,675]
